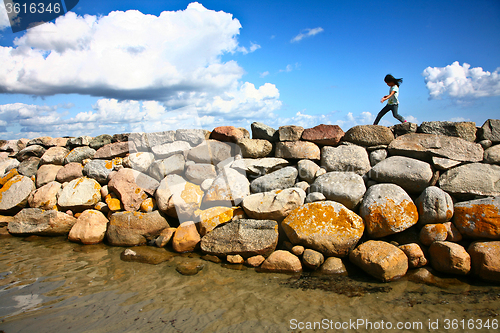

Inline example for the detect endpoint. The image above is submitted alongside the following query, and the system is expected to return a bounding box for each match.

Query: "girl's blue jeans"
[374,104,405,125]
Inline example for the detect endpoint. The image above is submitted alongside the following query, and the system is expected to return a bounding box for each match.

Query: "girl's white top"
[388,85,399,105]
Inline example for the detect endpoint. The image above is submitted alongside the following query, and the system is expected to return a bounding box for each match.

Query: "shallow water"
[0,232,499,333]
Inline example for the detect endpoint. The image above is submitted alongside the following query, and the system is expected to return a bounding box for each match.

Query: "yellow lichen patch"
[74,213,81,218]
[365,198,418,238]
[0,169,19,187]
[181,182,204,204]
[454,204,500,239]
[105,194,123,211]
[194,206,234,235]
[0,175,24,201]
[105,161,114,170]
[140,198,156,213]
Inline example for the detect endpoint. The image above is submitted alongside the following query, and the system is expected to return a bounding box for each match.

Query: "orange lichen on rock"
[194,206,234,236]
[0,169,19,187]
[454,203,500,239]
[364,198,418,238]
[281,201,364,257]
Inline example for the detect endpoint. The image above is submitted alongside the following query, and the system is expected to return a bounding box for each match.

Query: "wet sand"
[0,233,499,333]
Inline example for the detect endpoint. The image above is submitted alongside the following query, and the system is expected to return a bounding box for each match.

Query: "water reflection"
[0,233,499,332]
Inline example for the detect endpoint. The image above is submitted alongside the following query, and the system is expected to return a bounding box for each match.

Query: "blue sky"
[0,0,499,139]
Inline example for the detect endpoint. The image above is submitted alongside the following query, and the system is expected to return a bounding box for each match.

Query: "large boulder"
[231,158,289,177]
[251,122,278,142]
[250,166,297,193]
[297,159,320,184]
[16,145,46,161]
[58,177,102,210]
[418,121,477,142]
[388,133,483,162]
[64,146,96,164]
[127,152,155,173]
[56,162,83,183]
[282,201,364,257]
[148,154,185,181]
[89,134,113,150]
[242,187,306,221]
[175,129,208,146]
[478,119,500,143]
[360,183,418,238]
[0,158,20,176]
[172,221,201,253]
[0,175,35,212]
[453,197,500,239]
[27,181,61,210]
[260,250,302,273]
[468,241,500,283]
[439,163,500,197]
[187,140,234,165]
[18,157,40,177]
[106,210,170,246]
[429,241,470,275]
[321,145,370,175]
[40,147,70,165]
[343,125,394,146]
[237,139,272,158]
[185,163,217,184]
[83,159,116,184]
[151,141,191,159]
[93,142,130,159]
[108,168,159,211]
[8,208,76,236]
[200,219,279,258]
[349,240,408,282]
[275,141,320,160]
[130,131,175,151]
[68,209,109,244]
[278,125,304,141]
[211,126,246,143]
[36,164,63,188]
[369,156,434,193]
[415,186,454,225]
[301,124,344,146]
[484,144,500,164]
[310,172,366,210]
[202,168,250,208]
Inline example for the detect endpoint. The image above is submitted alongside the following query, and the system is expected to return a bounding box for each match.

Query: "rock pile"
[1,120,499,282]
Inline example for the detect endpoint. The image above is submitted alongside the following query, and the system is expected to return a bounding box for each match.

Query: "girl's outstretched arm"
[381,90,395,103]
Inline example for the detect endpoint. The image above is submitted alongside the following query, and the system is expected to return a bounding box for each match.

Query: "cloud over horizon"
[423,61,500,100]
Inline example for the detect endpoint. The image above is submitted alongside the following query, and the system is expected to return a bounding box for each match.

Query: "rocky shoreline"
[0,120,499,283]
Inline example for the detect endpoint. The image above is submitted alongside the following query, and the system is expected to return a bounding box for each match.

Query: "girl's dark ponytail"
[384,74,403,86]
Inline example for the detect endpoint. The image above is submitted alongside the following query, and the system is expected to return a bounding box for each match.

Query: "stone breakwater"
[0,120,499,282]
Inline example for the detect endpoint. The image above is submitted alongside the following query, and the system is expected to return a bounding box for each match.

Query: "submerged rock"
[121,247,174,265]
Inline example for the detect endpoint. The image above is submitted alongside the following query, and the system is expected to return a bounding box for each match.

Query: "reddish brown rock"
[349,240,408,282]
[301,124,345,146]
[282,201,364,257]
[443,222,463,242]
[93,142,131,159]
[68,209,109,244]
[453,197,500,240]
[227,254,244,264]
[172,221,201,253]
[56,162,84,183]
[108,168,159,211]
[419,223,448,246]
[398,243,427,268]
[429,241,470,275]
[210,126,245,143]
[155,227,176,247]
[468,241,500,283]
[260,250,302,273]
[275,141,320,160]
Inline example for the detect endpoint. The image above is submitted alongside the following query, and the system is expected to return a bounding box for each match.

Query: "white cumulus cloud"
[0,3,251,102]
[291,27,324,43]
[423,61,500,100]
[1,2,11,31]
